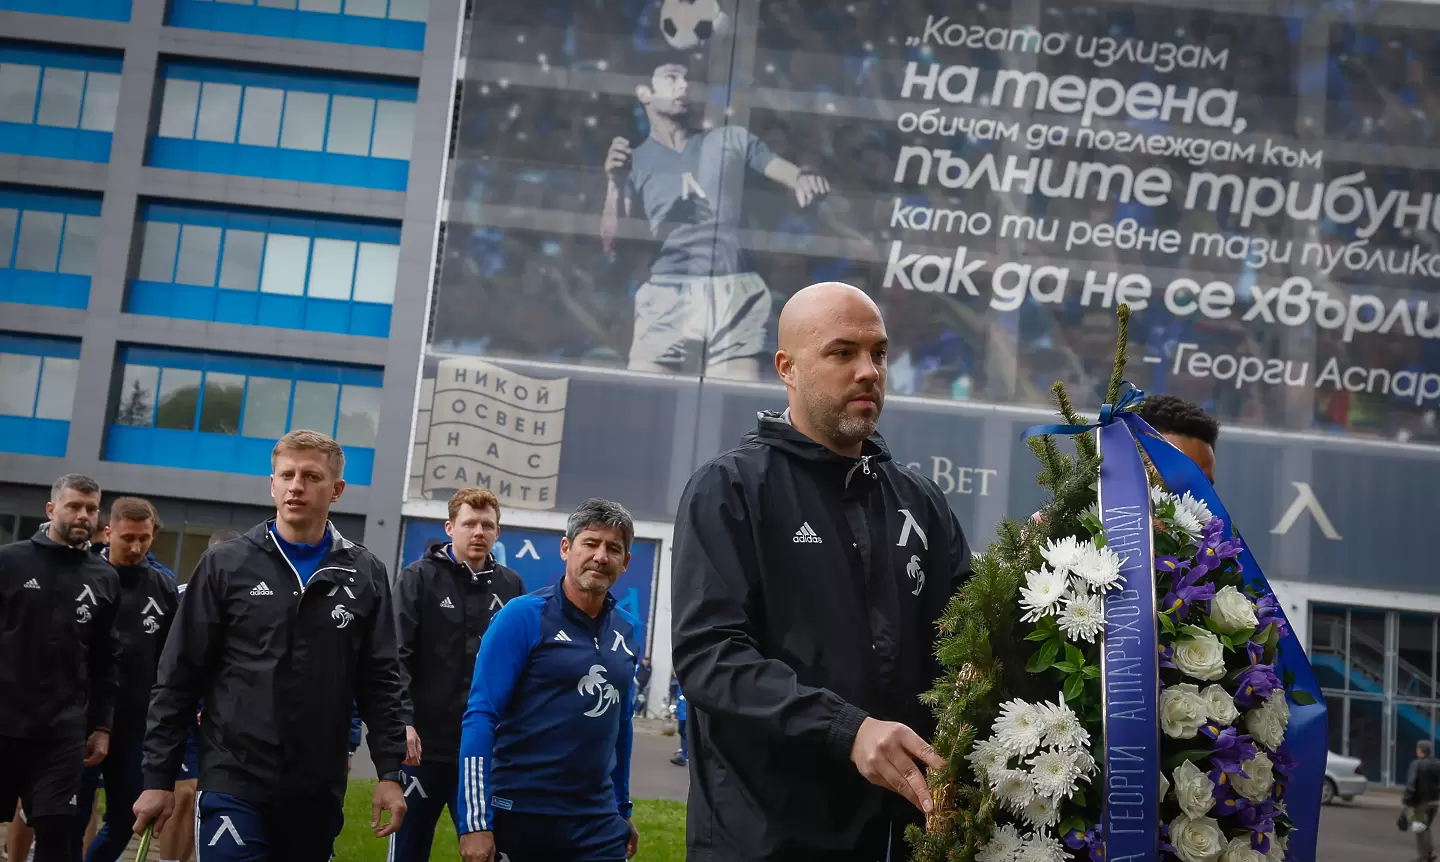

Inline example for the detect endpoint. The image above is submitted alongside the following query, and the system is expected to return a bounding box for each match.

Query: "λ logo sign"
[1270,482,1342,541]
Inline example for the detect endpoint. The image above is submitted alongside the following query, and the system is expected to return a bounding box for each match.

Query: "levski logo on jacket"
[332,604,354,629]
[142,597,166,635]
[577,665,619,718]
[75,583,97,624]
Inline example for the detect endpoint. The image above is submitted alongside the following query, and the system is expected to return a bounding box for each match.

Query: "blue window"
[168,0,425,51]
[0,0,130,21]
[149,62,417,191]
[0,185,102,309]
[0,333,80,458]
[0,42,123,163]
[107,346,382,484]
[127,201,400,337]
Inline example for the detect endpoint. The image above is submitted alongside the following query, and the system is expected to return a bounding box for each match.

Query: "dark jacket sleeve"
[1406,758,1422,807]
[86,575,122,734]
[356,557,407,778]
[394,563,422,727]
[671,462,867,760]
[143,552,223,790]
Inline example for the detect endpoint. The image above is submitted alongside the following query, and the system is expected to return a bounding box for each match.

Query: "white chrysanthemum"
[1028,749,1082,800]
[994,700,1047,756]
[993,768,1036,813]
[967,738,1010,781]
[1019,566,1068,622]
[1170,506,1204,542]
[1022,793,1061,829]
[1175,492,1214,531]
[1073,544,1123,591]
[1040,535,1088,576]
[976,823,1024,862]
[1057,590,1105,643]
[1037,698,1089,751]
[1073,747,1098,777]
[1151,485,1173,507]
[1017,831,1067,862]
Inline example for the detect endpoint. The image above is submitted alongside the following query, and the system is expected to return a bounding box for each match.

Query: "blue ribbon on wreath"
[1021,384,1328,862]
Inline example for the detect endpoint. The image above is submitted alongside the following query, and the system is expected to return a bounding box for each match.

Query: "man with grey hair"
[0,474,122,862]
[1406,739,1440,861]
[457,498,642,862]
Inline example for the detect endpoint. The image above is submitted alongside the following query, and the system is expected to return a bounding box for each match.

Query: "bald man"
[671,283,972,862]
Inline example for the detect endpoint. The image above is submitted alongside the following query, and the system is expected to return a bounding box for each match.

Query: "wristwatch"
[378,770,404,783]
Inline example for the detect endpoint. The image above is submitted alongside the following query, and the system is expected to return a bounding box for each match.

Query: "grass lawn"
[338,780,685,861]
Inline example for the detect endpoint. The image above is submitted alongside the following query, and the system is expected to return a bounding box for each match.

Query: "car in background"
[1324,751,1368,804]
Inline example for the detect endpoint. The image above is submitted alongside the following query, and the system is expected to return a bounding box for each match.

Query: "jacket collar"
[541,580,616,624]
[248,520,353,558]
[31,527,92,555]
[747,409,893,487]
[435,543,496,581]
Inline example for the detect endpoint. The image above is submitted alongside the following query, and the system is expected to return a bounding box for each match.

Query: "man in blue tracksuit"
[456,499,640,862]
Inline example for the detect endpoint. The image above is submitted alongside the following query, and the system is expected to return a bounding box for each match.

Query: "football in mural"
[659,0,730,50]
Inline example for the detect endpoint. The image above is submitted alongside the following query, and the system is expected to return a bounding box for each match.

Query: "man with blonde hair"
[390,488,527,861]
[134,430,408,861]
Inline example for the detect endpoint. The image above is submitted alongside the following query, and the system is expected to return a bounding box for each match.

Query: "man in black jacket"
[75,497,180,862]
[672,282,970,862]
[1406,740,1440,862]
[390,487,526,862]
[0,474,121,862]
[132,430,408,861]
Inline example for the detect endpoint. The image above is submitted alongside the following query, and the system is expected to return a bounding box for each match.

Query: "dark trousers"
[74,739,144,862]
[195,791,343,862]
[494,810,630,862]
[0,734,84,862]
[387,762,459,862]
[678,719,688,760]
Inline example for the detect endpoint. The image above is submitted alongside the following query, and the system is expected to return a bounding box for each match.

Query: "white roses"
[1245,691,1291,751]
[1174,626,1227,682]
[1219,837,1267,862]
[1170,814,1227,862]
[1172,759,1217,819]
[1161,683,1210,739]
[1232,751,1276,802]
[1209,586,1258,634]
[1203,684,1240,726]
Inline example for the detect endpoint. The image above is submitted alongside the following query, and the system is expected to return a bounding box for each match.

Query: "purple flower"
[1271,748,1298,782]
[1203,725,1259,775]
[1203,517,1226,539]
[1165,578,1218,620]
[1160,644,1177,669]
[1233,797,1279,836]
[1255,593,1292,639]
[1249,829,1272,855]
[1160,823,1175,855]
[1234,648,1283,710]
[1065,825,1104,862]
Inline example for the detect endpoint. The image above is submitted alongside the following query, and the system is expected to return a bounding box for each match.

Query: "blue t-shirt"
[271,527,330,586]
[626,125,776,277]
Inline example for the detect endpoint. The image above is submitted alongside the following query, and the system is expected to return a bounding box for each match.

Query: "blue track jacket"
[457,583,638,833]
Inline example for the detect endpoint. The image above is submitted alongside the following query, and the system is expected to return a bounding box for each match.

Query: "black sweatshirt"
[98,548,181,744]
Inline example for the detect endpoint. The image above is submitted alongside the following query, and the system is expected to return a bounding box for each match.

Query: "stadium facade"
[7,0,1440,787]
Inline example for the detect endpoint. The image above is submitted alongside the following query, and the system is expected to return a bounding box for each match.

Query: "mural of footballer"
[601,56,829,382]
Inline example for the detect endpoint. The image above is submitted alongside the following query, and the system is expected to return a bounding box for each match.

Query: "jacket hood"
[31,528,92,555]
[745,409,893,470]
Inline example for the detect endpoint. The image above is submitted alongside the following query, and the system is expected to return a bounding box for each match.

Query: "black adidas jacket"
[672,412,972,861]
[395,544,526,764]
[97,548,181,744]
[0,531,122,740]
[141,522,408,803]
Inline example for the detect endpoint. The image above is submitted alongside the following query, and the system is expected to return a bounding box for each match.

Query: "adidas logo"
[793,523,823,544]
[440,596,455,609]
[553,630,572,643]
[250,581,274,596]
[23,578,40,590]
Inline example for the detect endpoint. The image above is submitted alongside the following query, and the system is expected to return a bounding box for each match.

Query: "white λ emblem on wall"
[417,359,570,511]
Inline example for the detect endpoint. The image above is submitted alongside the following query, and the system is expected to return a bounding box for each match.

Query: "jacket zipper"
[271,547,355,597]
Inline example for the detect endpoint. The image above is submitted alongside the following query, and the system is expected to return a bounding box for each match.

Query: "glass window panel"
[387,0,426,22]
[0,516,13,547]
[36,68,84,129]
[279,91,327,152]
[35,357,78,420]
[177,524,221,583]
[150,529,180,578]
[0,354,40,417]
[158,78,200,139]
[1310,605,1347,691]
[198,372,244,434]
[0,208,18,267]
[218,229,264,291]
[1398,615,1435,701]
[241,376,291,438]
[257,0,296,7]
[79,72,120,132]
[290,381,338,435]
[352,242,398,303]
[14,211,63,273]
[299,0,340,11]
[175,225,222,287]
[58,214,100,277]
[154,368,202,431]
[195,82,241,144]
[259,234,309,296]
[307,238,356,300]
[325,95,374,156]
[115,364,159,427]
[1346,698,1383,782]
[138,221,181,282]
[344,0,387,17]
[370,100,414,160]
[18,516,43,541]
[237,86,283,147]
[336,385,380,447]
[1350,610,1387,693]
[0,63,41,124]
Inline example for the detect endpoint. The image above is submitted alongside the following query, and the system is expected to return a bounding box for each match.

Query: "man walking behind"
[75,498,180,862]
[1406,740,1440,862]
[672,282,973,861]
[391,488,526,861]
[0,474,122,862]
[457,499,641,862]
[133,430,408,860]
